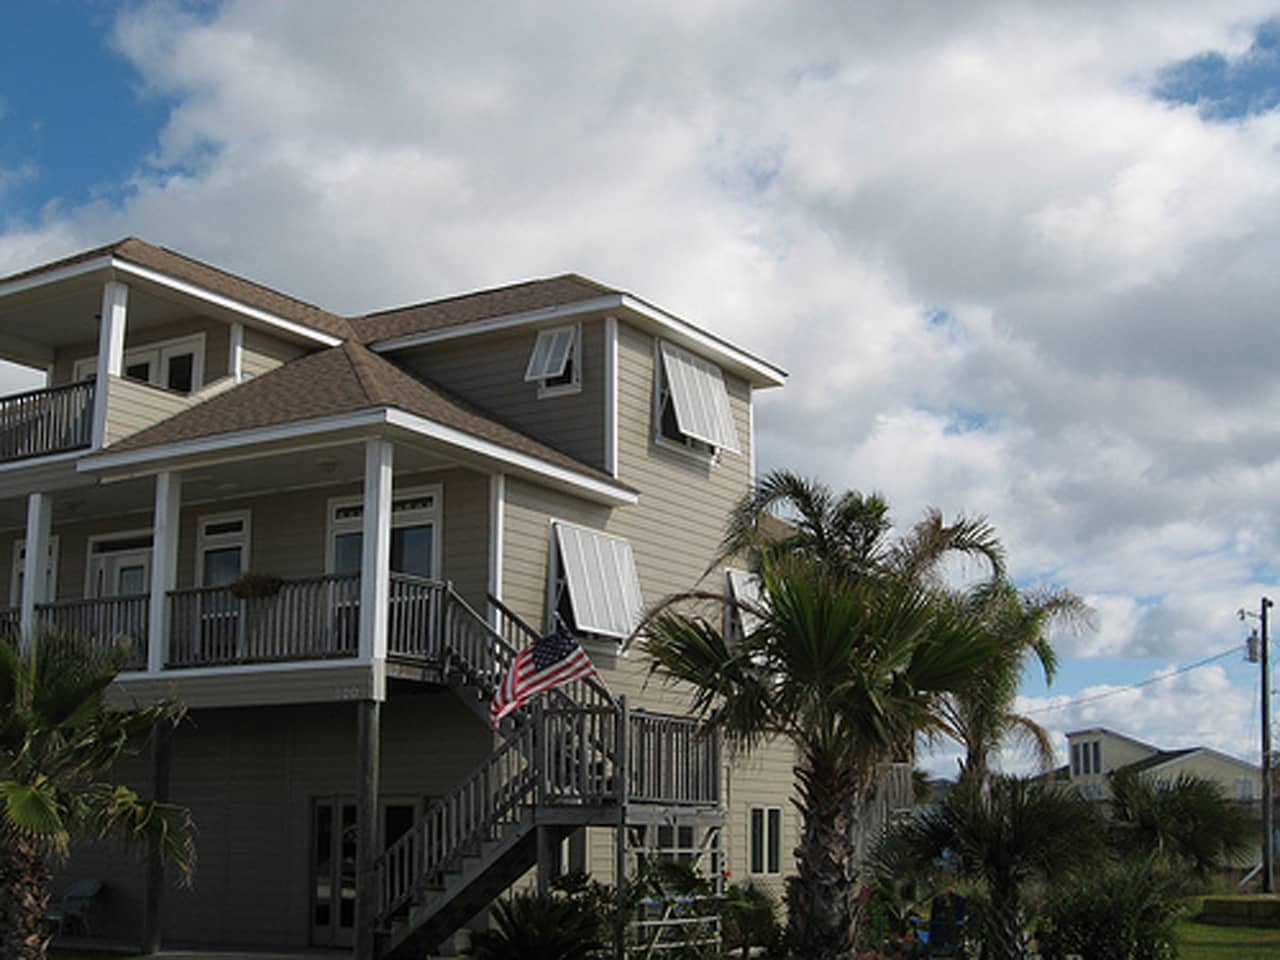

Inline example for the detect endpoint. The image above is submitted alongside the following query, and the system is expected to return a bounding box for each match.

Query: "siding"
[242,327,308,379]
[395,321,605,470]
[52,317,231,386]
[104,376,203,445]
[55,694,493,948]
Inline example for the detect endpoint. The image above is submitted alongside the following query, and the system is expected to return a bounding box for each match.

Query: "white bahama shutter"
[725,567,764,635]
[525,326,577,381]
[554,522,645,638]
[658,341,740,453]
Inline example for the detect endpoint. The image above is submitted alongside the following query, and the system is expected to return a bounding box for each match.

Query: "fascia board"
[0,255,114,298]
[78,406,638,506]
[111,258,343,347]
[385,408,638,506]
[369,294,788,388]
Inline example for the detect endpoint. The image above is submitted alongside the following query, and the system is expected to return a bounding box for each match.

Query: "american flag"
[490,623,597,727]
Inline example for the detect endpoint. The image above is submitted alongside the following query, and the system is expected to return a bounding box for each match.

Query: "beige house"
[1064,727,1261,803]
[0,239,796,957]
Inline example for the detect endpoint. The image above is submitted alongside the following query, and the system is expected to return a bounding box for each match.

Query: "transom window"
[549,521,644,640]
[525,324,582,397]
[327,487,441,580]
[654,341,739,457]
[74,333,206,394]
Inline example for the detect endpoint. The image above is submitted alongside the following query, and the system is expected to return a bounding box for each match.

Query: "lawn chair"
[45,878,102,936]
[909,891,967,958]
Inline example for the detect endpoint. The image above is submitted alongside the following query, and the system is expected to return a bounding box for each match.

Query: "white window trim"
[527,323,583,399]
[547,519,644,642]
[195,510,251,585]
[324,484,442,576]
[73,331,207,393]
[748,805,782,876]
[11,536,59,607]
[83,528,154,599]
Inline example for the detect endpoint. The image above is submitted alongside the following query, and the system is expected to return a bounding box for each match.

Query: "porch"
[0,380,95,462]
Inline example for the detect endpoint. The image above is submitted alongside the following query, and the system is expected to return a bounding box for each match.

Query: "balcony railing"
[0,381,94,462]
[35,595,149,671]
[167,573,362,668]
[628,710,721,805]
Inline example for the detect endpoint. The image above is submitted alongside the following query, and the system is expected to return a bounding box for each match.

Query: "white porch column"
[20,492,52,645]
[487,473,505,626]
[148,472,182,673]
[228,322,244,382]
[92,280,129,449]
[359,438,393,665]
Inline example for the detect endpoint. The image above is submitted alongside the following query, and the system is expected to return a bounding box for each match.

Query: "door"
[310,797,419,947]
[86,535,152,649]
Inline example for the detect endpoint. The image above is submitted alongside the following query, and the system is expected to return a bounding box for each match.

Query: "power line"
[1024,646,1240,716]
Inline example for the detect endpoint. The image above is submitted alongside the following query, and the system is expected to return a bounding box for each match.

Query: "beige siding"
[1156,751,1260,795]
[52,317,231,386]
[395,321,605,470]
[242,327,308,379]
[56,694,494,948]
[104,376,203,445]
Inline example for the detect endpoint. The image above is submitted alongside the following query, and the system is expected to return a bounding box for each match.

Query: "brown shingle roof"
[98,342,631,491]
[350,274,617,345]
[0,238,353,342]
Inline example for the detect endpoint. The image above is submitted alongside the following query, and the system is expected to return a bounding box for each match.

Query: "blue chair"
[909,891,967,958]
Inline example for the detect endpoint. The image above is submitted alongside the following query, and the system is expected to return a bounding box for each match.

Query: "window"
[1237,778,1257,801]
[525,324,581,397]
[197,512,250,587]
[549,521,644,640]
[11,537,59,606]
[1092,741,1101,775]
[327,487,441,579]
[85,531,153,599]
[1081,743,1091,776]
[1070,744,1081,777]
[724,567,763,641]
[749,806,781,875]
[654,341,740,456]
[74,333,206,394]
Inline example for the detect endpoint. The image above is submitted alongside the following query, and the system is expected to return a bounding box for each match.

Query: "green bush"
[467,890,604,960]
[1038,857,1186,960]
[719,882,781,956]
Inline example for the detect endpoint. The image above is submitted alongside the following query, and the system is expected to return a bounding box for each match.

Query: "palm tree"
[0,634,194,960]
[874,775,1104,960]
[642,555,999,960]
[940,581,1093,785]
[1107,767,1251,879]
[717,469,1006,587]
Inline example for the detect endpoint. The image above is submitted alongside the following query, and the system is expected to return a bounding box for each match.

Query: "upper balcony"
[0,380,95,463]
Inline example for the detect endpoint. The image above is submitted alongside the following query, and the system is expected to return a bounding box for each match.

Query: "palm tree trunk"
[787,759,862,960]
[0,835,51,960]
[979,891,1031,960]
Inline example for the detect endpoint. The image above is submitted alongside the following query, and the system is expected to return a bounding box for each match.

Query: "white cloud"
[4,0,1280,766]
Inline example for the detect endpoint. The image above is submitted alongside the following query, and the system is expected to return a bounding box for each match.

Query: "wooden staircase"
[372,589,720,958]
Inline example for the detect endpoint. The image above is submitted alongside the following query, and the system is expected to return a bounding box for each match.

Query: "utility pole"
[1264,597,1274,894]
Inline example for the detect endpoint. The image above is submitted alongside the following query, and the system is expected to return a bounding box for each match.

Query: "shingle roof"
[99,341,632,490]
[349,274,617,345]
[1118,748,1198,775]
[0,238,354,341]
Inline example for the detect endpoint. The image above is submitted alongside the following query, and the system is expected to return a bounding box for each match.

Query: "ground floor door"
[310,796,420,948]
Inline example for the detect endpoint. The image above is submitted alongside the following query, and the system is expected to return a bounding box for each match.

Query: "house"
[1062,727,1261,803]
[0,239,796,957]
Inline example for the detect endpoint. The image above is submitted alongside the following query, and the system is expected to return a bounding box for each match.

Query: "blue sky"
[4,2,1280,774]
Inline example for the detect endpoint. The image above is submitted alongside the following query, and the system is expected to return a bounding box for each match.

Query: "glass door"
[311,798,358,948]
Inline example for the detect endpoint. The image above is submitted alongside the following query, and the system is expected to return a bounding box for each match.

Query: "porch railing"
[0,606,18,637]
[35,595,149,671]
[0,380,95,462]
[628,710,720,805]
[167,573,361,667]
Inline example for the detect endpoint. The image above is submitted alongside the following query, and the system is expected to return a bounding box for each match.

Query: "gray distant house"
[0,240,794,957]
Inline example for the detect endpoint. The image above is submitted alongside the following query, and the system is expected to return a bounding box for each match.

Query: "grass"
[1176,919,1280,959]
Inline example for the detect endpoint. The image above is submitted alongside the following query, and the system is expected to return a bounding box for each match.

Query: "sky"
[3,1,1280,776]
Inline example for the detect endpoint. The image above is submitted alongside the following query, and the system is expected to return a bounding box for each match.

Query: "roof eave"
[368,293,788,388]
[78,407,638,507]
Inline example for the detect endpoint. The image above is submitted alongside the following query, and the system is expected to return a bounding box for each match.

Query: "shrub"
[719,882,781,956]
[466,890,604,960]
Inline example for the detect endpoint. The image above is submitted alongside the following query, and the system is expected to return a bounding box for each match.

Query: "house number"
[335,685,364,700]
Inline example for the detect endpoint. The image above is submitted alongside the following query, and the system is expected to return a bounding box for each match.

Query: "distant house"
[1061,726,1260,803]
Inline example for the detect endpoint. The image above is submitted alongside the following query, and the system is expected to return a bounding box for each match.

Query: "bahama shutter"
[658,341,740,453]
[725,567,764,635]
[553,522,645,639]
[525,326,577,381]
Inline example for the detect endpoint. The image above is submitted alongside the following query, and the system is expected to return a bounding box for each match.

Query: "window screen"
[552,522,644,639]
[525,326,577,382]
[658,341,740,453]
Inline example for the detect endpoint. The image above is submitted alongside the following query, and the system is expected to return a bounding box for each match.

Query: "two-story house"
[0,239,794,957]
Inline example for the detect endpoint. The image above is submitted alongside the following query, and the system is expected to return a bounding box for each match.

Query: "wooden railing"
[35,595,148,671]
[376,720,539,921]
[0,606,18,637]
[387,574,447,659]
[167,574,360,667]
[628,710,720,805]
[0,380,94,462]
[542,705,621,803]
